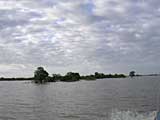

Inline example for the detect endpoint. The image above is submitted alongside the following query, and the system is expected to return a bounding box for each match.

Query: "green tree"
[95,72,105,78]
[34,67,49,83]
[52,74,62,81]
[61,72,80,82]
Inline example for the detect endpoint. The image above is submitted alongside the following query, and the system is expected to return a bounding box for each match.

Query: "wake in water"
[109,110,156,120]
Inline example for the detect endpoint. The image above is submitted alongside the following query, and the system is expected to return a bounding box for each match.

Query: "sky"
[0,0,160,77]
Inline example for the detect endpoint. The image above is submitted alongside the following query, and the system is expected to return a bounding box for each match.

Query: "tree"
[52,74,62,81]
[129,71,135,77]
[95,72,105,78]
[61,72,80,82]
[34,67,49,83]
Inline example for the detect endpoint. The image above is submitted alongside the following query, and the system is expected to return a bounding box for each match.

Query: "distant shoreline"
[0,74,159,81]
[0,77,34,81]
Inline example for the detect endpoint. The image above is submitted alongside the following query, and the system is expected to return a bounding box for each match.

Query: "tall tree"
[129,71,135,77]
[34,67,49,83]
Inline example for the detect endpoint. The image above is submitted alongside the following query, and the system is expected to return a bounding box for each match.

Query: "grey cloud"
[0,0,160,77]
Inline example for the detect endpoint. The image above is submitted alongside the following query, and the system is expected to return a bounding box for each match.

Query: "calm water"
[0,76,159,120]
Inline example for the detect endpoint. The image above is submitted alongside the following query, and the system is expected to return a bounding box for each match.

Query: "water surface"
[0,76,159,120]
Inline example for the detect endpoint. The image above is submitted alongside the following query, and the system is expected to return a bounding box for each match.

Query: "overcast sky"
[0,0,160,77]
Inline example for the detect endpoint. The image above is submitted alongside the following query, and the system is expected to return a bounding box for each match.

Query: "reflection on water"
[0,76,159,120]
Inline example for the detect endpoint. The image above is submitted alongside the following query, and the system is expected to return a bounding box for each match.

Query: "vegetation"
[32,67,127,83]
[0,77,34,81]
[61,72,81,82]
[52,74,62,81]
[129,71,135,77]
[81,75,96,80]
[0,67,127,83]
[34,67,49,83]
[94,72,126,79]
[1,67,160,83]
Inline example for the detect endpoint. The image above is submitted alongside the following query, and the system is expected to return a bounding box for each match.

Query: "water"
[0,76,159,120]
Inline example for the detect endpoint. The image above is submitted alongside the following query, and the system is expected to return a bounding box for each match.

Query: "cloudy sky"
[0,0,160,77]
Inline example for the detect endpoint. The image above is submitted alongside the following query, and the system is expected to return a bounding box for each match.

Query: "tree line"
[34,67,126,83]
[0,67,138,83]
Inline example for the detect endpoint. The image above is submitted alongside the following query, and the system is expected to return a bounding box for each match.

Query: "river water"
[0,76,159,120]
